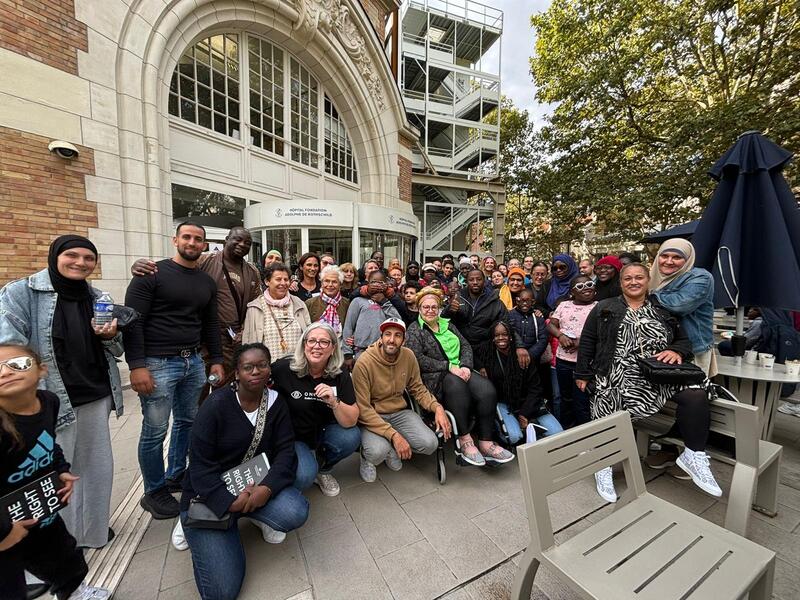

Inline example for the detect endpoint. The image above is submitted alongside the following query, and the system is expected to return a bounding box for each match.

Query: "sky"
[490,0,554,126]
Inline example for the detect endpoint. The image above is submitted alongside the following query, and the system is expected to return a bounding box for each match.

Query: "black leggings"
[671,388,711,451]
[0,516,87,600]
[440,372,497,440]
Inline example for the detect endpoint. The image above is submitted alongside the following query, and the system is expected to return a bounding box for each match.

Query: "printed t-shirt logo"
[291,391,303,399]
[8,431,54,484]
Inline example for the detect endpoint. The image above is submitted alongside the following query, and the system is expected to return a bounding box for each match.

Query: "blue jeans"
[550,365,562,419]
[497,403,564,444]
[181,487,309,600]
[556,358,590,428]
[293,424,361,490]
[138,353,206,493]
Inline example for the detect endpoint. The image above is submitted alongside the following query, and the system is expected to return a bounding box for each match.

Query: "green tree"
[530,0,799,242]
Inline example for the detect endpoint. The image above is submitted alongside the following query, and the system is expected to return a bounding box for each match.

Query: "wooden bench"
[511,412,776,600]
[633,388,782,537]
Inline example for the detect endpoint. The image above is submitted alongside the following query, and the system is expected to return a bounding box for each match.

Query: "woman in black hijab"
[0,235,124,549]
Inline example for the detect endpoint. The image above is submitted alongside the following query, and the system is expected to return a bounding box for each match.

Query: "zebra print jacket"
[575,296,693,381]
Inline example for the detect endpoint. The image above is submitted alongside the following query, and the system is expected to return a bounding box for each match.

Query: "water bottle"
[94,291,114,326]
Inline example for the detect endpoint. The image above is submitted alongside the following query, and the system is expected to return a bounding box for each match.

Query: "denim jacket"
[651,268,715,355]
[0,269,124,430]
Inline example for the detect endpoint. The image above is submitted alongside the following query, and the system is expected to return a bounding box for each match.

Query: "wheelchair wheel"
[437,454,446,485]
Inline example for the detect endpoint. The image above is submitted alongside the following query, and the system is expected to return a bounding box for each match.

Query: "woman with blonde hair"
[338,262,358,296]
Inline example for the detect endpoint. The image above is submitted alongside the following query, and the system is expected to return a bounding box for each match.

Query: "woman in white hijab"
[649,238,717,377]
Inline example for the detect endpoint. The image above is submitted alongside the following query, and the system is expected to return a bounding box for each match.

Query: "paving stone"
[547,478,607,532]
[340,481,423,558]
[436,467,506,518]
[116,544,167,600]
[379,461,439,505]
[403,490,504,581]
[375,538,457,600]
[138,516,175,553]
[438,589,473,600]
[284,591,314,600]
[238,527,310,600]
[159,537,195,590]
[461,558,517,600]
[298,491,351,539]
[328,451,366,491]
[773,558,800,600]
[471,501,530,556]
[301,521,392,600]
[109,469,136,513]
[646,472,717,514]
[113,409,144,441]
[777,483,800,512]
[158,580,199,600]
[113,431,142,474]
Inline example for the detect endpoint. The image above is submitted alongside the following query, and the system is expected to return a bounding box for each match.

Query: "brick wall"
[360,0,387,40]
[0,127,97,284]
[398,155,412,203]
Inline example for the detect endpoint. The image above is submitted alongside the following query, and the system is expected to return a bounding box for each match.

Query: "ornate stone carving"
[293,0,386,110]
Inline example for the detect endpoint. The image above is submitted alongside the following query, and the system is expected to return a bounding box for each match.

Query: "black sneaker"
[165,473,185,494]
[140,487,180,519]
[26,583,50,600]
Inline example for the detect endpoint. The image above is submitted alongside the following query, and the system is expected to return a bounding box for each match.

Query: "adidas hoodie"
[0,390,70,540]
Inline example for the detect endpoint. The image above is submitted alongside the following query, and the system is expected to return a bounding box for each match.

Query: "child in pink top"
[547,275,597,427]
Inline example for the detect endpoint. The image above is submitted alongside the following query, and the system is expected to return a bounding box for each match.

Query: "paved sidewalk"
[105,388,800,599]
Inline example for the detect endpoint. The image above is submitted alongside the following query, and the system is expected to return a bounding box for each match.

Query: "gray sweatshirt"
[342,297,400,358]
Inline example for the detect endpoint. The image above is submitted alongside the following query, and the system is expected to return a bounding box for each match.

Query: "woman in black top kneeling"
[179,343,308,600]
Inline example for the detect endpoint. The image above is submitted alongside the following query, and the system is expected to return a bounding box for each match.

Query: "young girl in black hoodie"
[0,344,108,600]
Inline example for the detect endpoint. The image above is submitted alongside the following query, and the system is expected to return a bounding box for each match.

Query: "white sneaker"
[676,449,722,497]
[594,467,617,503]
[778,402,800,416]
[171,519,188,551]
[68,583,110,600]
[314,472,341,497]
[385,449,403,471]
[249,518,286,544]
[360,454,377,482]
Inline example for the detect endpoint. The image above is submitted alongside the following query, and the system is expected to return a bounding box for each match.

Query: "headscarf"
[319,292,342,335]
[405,260,420,283]
[594,255,623,301]
[507,267,526,281]
[649,238,696,291]
[546,254,578,308]
[415,286,444,307]
[48,235,97,302]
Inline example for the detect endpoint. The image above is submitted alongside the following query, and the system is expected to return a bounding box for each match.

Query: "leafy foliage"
[517,0,799,247]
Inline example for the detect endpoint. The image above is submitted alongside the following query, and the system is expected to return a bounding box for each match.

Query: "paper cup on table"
[759,353,775,368]
[744,350,758,364]
[786,361,800,376]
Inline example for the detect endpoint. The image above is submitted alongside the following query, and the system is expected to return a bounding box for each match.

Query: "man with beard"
[352,319,451,481]
[130,226,261,381]
[124,222,225,519]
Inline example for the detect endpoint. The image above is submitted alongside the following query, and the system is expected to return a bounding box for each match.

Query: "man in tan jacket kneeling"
[352,318,451,481]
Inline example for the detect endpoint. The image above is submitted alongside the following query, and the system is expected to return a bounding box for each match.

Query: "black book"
[0,471,65,522]
[221,453,270,495]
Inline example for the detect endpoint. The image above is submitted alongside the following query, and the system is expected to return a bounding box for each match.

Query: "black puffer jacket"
[575,296,693,381]
[441,288,511,349]
[405,319,472,399]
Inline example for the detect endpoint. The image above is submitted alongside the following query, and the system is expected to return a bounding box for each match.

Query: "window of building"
[308,228,352,266]
[289,58,319,168]
[324,96,358,183]
[248,37,285,155]
[360,231,412,266]
[171,184,246,230]
[262,229,301,270]
[169,35,241,139]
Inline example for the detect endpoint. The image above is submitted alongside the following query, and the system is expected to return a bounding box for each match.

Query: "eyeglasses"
[420,305,439,312]
[0,356,34,372]
[553,264,568,271]
[240,361,270,373]
[306,338,332,349]
[573,281,596,291]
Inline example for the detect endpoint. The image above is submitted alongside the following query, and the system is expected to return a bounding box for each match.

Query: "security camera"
[48,140,80,159]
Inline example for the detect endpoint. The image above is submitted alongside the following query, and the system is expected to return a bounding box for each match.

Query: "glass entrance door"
[308,228,352,265]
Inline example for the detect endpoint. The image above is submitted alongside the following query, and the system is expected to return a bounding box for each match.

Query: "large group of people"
[1,224,741,600]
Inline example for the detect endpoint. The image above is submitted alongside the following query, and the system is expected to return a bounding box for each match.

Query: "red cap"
[596,256,623,271]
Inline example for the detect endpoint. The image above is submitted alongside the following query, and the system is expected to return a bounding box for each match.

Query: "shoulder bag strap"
[265,304,288,352]
[221,261,245,325]
[242,388,271,462]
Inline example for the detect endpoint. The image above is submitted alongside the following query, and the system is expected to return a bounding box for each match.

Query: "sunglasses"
[573,281,596,291]
[553,264,569,271]
[0,356,34,372]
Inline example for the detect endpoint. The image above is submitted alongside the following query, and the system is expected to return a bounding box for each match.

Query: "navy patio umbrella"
[641,219,699,244]
[693,131,800,348]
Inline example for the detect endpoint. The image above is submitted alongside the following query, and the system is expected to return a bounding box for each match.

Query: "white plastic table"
[714,355,800,441]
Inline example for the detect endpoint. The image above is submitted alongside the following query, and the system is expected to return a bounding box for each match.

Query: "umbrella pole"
[734,306,745,367]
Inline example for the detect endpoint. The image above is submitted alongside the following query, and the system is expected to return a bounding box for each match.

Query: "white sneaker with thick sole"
[171,519,188,551]
[594,467,617,503]
[676,449,722,497]
[67,583,110,600]
[360,454,377,482]
[249,518,286,544]
[385,449,403,471]
[314,472,341,497]
[778,402,800,416]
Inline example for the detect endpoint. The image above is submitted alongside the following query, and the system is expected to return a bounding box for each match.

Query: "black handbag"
[635,356,706,385]
[632,310,706,386]
[184,387,270,530]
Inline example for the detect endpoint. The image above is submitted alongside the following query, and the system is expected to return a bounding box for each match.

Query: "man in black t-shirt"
[124,222,224,519]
